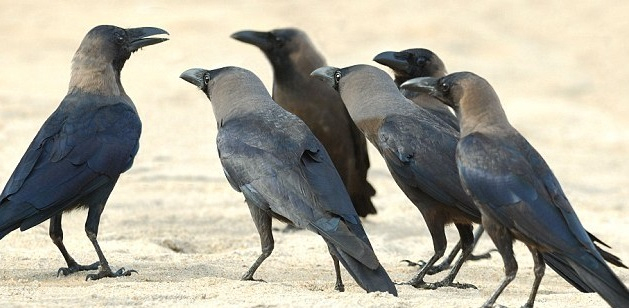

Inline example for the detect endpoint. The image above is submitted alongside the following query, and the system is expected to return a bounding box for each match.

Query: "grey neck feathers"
[210,72,274,123]
[68,52,124,97]
[459,82,511,137]
[340,68,409,124]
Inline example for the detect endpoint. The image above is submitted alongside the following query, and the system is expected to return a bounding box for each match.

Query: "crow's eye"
[115,33,125,45]
[333,70,342,86]
[416,56,429,66]
[274,36,285,48]
[439,81,450,93]
[203,73,210,85]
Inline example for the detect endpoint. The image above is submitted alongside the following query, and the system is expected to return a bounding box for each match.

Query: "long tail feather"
[328,243,397,295]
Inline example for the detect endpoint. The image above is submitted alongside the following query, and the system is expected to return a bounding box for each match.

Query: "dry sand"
[0,1,628,307]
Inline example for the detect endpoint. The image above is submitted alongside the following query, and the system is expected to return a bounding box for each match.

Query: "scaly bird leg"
[50,214,100,277]
[241,201,274,282]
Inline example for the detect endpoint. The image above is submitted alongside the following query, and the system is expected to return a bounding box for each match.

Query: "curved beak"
[310,66,339,90]
[231,30,273,50]
[400,76,439,92]
[373,51,410,72]
[180,68,207,89]
[400,77,453,107]
[127,27,169,52]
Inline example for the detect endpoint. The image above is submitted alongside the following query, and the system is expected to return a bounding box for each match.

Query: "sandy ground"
[1,1,628,307]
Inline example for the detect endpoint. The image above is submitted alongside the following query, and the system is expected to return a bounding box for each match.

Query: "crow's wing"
[456,132,595,254]
[217,116,377,268]
[377,114,479,219]
[0,97,140,234]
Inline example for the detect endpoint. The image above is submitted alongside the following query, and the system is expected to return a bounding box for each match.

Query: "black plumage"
[0,25,168,280]
[374,48,492,273]
[231,28,376,217]
[312,64,482,289]
[374,48,458,130]
[180,66,396,295]
[401,72,629,307]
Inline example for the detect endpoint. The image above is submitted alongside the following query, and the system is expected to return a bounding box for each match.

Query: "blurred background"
[1,0,627,222]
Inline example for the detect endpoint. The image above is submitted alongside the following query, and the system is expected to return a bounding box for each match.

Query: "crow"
[402,72,629,307]
[312,64,482,289]
[231,28,376,217]
[375,48,492,273]
[0,25,168,280]
[180,66,397,295]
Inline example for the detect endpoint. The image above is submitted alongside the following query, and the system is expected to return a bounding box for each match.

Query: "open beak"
[127,27,169,52]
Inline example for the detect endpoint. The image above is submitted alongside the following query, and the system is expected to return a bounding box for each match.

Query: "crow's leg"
[50,214,99,277]
[241,201,274,282]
